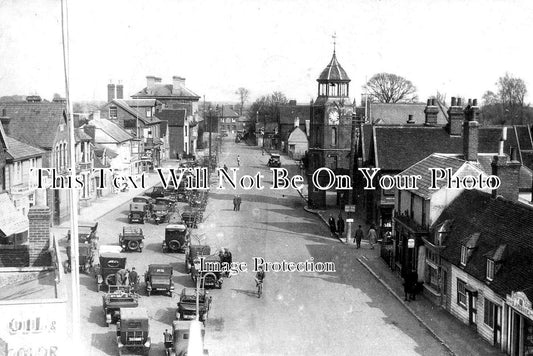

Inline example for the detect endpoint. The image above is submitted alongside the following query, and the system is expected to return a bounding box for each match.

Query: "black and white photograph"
[1,0,533,355]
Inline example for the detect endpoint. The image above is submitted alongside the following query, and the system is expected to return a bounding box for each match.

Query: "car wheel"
[168,240,180,252]
[128,240,140,251]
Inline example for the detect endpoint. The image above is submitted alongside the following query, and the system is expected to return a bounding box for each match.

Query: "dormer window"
[486,259,495,281]
[109,106,117,119]
[460,246,467,266]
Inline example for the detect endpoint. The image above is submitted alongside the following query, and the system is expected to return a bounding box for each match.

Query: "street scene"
[2,1,533,356]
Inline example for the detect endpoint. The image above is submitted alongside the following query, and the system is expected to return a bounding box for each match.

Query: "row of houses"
[0,75,202,229]
[298,48,533,355]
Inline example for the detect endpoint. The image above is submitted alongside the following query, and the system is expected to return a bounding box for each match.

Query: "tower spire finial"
[332,32,337,54]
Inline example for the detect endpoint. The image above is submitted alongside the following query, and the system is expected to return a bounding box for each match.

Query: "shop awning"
[0,193,29,236]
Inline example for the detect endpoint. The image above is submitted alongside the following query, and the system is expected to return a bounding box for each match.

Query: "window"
[146,108,152,118]
[109,106,117,119]
[457,279,467,308]
[331,127,337,146]
[460,246,467,266]
[484,298,496,329]
[486,259,495,281]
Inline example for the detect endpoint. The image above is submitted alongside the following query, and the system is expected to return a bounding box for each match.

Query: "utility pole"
[348,111,357,205]
[208,106,212,178]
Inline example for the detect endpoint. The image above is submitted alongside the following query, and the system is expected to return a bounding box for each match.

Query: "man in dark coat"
[354,225,364,249]
[328,216,337,237]
[233,195,238,211]
[337,215,345,238]
[236,195,242,211]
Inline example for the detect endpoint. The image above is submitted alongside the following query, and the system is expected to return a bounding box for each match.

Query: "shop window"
[484,298,495,329]
[486,259,495,281]
[457,279,467,308]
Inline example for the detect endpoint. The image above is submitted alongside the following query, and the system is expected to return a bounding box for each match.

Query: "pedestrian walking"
[367,224,378,249]
[355,225,364,248]
[403,269,418,301]
[129,267,139,293]
[337,214,345,238]
[328,216,337,237]
[236,195,242,211]
[232,195,238,211]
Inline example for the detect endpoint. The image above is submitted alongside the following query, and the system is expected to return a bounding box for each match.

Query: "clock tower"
[308,46,354,209]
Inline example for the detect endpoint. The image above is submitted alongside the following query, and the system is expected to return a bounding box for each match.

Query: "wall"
[168,126,185,159]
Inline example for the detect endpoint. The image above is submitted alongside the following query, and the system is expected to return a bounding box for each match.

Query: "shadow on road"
[230,288,258,298]
[90,331,116,355]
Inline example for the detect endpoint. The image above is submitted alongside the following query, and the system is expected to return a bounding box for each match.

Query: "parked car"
[191,254,223,289]
[102,289,138,326]
[184,245,211,274]
[116,308,151,356]
[144,264,174,297]
[155,197,175,212]
[167,320,207,356]
[151,204,169,225]
[181,206,203,228]
[65,244,94,274]
[268,153,281,167]
[95,245,126,291]
[162,224,189,253]
[119,226,145,252]
[176,288,211,322]
[145,185,166,199]
[132,196,153,213]
[128,203,146,224]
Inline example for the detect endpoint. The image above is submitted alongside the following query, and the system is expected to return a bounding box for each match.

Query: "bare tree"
[364,73,418,103]
[481,73,530,125]
[235,87,250,116]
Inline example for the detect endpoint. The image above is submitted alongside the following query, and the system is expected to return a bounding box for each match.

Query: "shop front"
[505,292,533,356]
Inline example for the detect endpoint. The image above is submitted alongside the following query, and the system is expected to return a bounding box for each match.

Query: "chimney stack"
[447,97,464,136]
[406,114,415,124]
[146,76,156,93]
[116,82,123,99]
[172,76,185,94]
[28,206,52,266]
[463,98,480,161]
[424,98,439,126]
[107,83,116,102]
[491,147,520,201]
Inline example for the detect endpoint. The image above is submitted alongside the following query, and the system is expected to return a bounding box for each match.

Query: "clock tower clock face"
[328,110,339,125]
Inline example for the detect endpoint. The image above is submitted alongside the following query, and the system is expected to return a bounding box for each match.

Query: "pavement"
[298,186,505,356]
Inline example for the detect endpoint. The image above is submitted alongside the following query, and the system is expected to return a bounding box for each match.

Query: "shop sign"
[344,205,355,212]
[507,291,533,319]
[0,300,66,355]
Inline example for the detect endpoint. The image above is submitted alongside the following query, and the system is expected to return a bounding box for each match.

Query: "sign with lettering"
[345,205,356,212]
[0,300,66,355]
[507,291,533,320]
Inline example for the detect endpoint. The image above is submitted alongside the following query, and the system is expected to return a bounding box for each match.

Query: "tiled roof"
[74,128,92,142]
[0,102,65,149]
[369,103,448,126]
[279,104,312,125]
[477,154,532,191]
[89,118,132,144]
[438,190,533,301]
[373,125,521,171]
[5,137,45,161]
[123,99,158,107]
[514,125,532,151]
[219,106,239,118]
[155,109,186,127]
[111,100,161,125]
[318,52,350,81]
[132,84,200,99]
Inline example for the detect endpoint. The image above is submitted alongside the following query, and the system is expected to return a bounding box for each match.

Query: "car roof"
[166,224,187,230]
[120,307,148,320]
[270,153,280,157]
[149,264,172,270]
[99,245,123,254]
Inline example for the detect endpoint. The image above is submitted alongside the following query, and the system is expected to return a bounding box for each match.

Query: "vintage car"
[166,320,207,356]
[65,244,94,273]
[102,288,138,326]
[162,224,189,253]
[96,245,127,291]
[167,212,182,225]
[132,196,153,213]
[144,264,174,297]
[67,224,98,246]
[185,245,211,274]
[119,226,144,252]
[145,185,166,199]
[155,197,175,212]
[116,308,151,356]
[176,288,211,322]
[181,206,203,229]
[191,254,223,289]
[151,204,169,225]
[128,202,146,224]
[267,153,281,167]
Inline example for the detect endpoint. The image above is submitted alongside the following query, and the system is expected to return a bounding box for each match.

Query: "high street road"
[64,137,449,355]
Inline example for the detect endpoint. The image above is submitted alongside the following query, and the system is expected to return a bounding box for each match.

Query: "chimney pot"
[407,114,415,123]
[473,99,478,106]
[510,147,519,161]
[427,99,431,106]
[468,99,472,106]
[431,98,436,106]
[107,83,116,102]
[451,97,457,106]
[457,98,462,106]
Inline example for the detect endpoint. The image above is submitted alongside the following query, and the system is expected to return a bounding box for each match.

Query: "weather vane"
[332,32,337,54]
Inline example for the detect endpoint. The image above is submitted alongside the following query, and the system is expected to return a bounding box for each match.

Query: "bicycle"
[256,280,263,298]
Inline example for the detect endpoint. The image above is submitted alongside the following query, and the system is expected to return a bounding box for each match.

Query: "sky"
[0,0,532,106]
